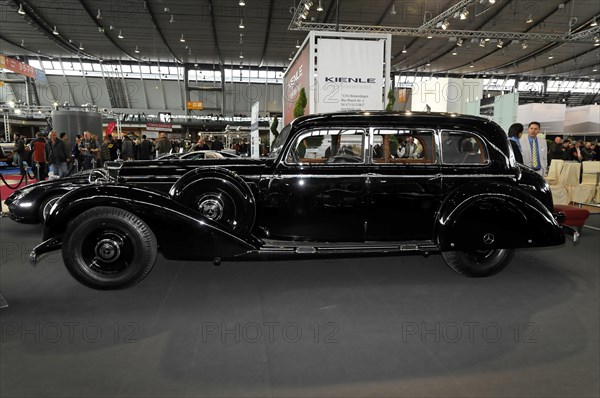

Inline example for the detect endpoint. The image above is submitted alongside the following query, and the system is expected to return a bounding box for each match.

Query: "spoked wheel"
[62,207,157,289]
[441,248,514,277]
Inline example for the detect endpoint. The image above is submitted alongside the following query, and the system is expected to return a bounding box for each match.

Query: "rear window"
[440,131,488,165]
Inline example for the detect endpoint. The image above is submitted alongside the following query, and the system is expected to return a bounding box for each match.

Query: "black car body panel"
[27,112,566,287]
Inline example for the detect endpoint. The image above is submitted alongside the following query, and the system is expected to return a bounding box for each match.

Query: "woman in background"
[508,123,524,163]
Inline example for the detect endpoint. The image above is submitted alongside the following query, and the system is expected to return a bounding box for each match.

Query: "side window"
[441,131,488,165]
[286,129,365,164]
[372,129,436,163]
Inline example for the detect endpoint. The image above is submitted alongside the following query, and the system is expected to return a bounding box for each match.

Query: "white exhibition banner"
[316,38,384,113]
[250,101,260,159]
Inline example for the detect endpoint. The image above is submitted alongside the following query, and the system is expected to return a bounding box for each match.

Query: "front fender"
[44,184,259,260]
[435,182,564,251]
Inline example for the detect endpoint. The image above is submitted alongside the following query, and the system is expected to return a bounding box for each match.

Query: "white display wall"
[564,105,600,136]
[517,103,566,134]
[410,78,483,114]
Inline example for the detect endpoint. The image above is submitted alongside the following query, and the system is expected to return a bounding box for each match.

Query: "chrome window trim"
[438,129,491,166]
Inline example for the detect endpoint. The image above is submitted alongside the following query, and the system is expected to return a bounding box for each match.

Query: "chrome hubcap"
[199,198,223,221]
[94,239,121,263]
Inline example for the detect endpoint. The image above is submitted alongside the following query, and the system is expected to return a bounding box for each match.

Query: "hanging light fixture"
[53,26,59,35]
[134,46,140,54]
[239,18,245,28]
[18,4,25,15]
[526,14,533,24]
[391,3,397,15]
[402,45,407,53]
[295,39,300,48]
[239,51,244,59]
[522,40,528,49]
[479,39,486,47]
[317,0,323,12]
[180,34,185,42]
[170,14,175,23]
[240,33,244,44]
[118,29,124,39]
[452,50,458,55]
[456,38,464,47]
[496,39,503,48]
[239,0,245,5]
[591,17,598,27]
[441,20,449,30]
[548,53,554,59]
[427,34,433,39]
[20,39,25,47]
[96,9,102,20]
[79,42,84,50]
[289,52,293,61]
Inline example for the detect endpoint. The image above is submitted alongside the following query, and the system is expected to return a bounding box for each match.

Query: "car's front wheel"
[62,207,157,289]
[441,248,514,277]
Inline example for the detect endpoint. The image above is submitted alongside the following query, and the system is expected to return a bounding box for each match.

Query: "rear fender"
[435,182,564,250]
[44,184,259,260]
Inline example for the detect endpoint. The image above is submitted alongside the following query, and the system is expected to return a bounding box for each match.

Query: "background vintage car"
[31,112,566,289]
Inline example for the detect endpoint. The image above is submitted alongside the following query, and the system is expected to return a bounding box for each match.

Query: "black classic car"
[29,112,568,289]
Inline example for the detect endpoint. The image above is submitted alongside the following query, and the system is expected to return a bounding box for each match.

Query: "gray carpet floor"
[1,215,599,398]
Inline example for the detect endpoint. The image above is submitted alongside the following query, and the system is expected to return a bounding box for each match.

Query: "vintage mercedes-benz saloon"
[31,112,567,289]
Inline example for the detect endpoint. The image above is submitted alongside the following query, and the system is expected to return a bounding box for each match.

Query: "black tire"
[441,249,514,277]
[175,177,255,235]
[62,207,157,290]
[38,193,63,223]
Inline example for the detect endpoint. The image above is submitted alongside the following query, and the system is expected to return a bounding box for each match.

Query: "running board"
[258,240,439,256]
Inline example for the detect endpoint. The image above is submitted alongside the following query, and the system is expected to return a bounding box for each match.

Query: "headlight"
[10,186,36,201]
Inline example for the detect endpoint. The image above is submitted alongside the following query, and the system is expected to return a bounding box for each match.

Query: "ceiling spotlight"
[591,17,598,27]
[595,36,600,46]
[296,39,300,48]
[469,62,474,68]
[301,9,309,19]
[239,0,245,5]
[239,18,244,28]
[452,50,458,55]
[459,8,469,20]
[79,42,84,50]
[134,46,140,54]
[239,51,244,59]
[170,14,175,23]
[20,39,25,47]
[441,20,449,30]
[304,1,313,10]
[118,30,124,39]
[96,9,102,20]
[426,61,431,66]
[317,0,323,11]
[18,4,25,15]
[497,39,503,48]
[479,39,486,47]
[548,53,554,59]
[402,45,407,53]
[522,40,528,49]
[526,14,533,24]
[180,34,185,42]
[391,3,397,15]
[592,66,598,72]
[456,38,463,47]
[52,26,59,35]
[289,52,293,61]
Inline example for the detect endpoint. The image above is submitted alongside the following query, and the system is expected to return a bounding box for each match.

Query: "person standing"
[46,131,69,177]
[507,123,524,163]
[32,132,49,180]
[138,135,152,160]
[211,136,224,151]
[156,132,172,157]
[79,131,99,170]
[520,121,547,176]
[121,135,134,160]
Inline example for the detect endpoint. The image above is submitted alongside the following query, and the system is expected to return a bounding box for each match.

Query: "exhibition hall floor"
[1,217,598,398]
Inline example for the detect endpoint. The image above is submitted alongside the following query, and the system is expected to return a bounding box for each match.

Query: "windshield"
[268,125,292,159]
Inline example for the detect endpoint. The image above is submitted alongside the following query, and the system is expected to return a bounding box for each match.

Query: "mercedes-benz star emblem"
[483,233,495,245]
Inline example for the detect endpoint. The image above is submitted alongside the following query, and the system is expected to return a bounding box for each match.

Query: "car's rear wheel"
[441,248,514,277]
[62,207,157,289]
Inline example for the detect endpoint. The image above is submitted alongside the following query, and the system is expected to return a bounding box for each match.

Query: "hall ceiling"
[1,0,599,80]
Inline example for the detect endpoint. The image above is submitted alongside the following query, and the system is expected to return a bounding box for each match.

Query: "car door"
[258,127,370,242]
[366,127,444,241]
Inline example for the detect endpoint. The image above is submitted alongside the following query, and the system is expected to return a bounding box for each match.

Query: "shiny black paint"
[34,111,564,261]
